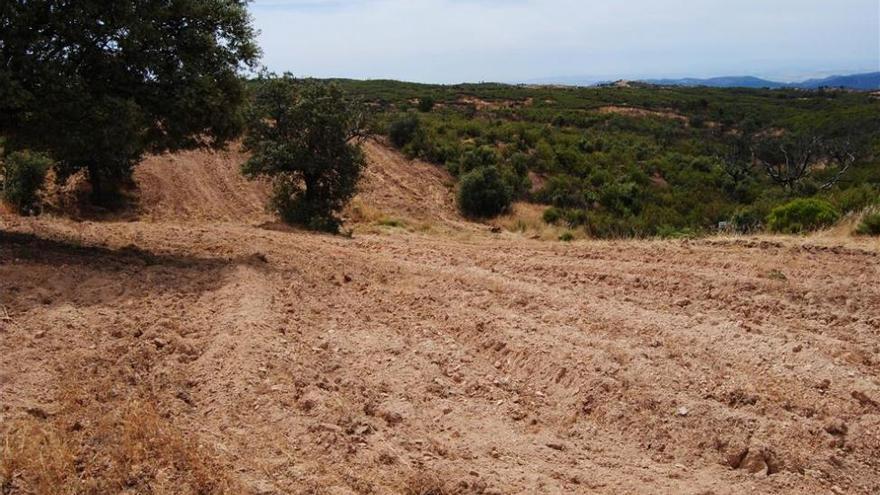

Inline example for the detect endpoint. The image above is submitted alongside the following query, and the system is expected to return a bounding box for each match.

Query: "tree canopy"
[242,76,366,232]
[0,0,259,200]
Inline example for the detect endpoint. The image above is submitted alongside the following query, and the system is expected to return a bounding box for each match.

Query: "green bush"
[827,184,879,213]
[457,166,512,218]
[243,78,365,233]
[535,174,585,208]
[458,146,498,175]
[856,212,880,236]
[559,231,575,242]
[543,206,562,224]
[731,206,763,233]
[766,198,840,234]
[417,96,435,113]
[1,150,53,214]
[389,113,421,148]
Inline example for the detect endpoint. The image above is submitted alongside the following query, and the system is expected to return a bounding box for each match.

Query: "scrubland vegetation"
[322,79,880,237]
[3,17,878,238]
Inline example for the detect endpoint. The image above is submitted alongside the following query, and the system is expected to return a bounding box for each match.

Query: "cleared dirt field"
[1,143,879,494]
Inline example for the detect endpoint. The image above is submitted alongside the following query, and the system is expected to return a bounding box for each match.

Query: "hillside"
[643,72,880,90]
[336,79,880,239]
[2,142,880,494]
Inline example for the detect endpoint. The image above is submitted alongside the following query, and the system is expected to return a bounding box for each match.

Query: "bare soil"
[595,106,690,123]
[1,143,879,494]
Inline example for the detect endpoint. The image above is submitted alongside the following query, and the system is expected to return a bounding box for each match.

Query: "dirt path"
[1,144,879,494]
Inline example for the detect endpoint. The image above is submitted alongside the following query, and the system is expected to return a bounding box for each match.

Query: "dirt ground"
[1,143,879,494]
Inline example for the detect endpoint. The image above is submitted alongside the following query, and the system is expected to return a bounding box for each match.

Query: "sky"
[250,0,880,84]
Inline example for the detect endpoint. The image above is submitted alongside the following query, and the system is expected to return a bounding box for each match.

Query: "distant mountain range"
[641,72,880,91]
[526,72,880,91]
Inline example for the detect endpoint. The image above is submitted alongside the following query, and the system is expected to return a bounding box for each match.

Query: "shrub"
[389,114,421,148]
[1,150,52,214]
[731,206,763,233]
[766,198,840,234]
[856,211,880,236]
[563,208,588,227]
[417,96,435,113]
[457,166,512,218]
[827,184,879,213]
[243,78,365,233]
[543,206,562,224]
[535,174,585,208]
[559,231,575,242]
[458,146,498,175]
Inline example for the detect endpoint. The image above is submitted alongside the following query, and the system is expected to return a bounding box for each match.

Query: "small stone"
[317,423,342,433]
[382,411,404,426]
[825,419,848,436]
[675,298,691,308]
[25,407,49,420]
[740,450,768,474]
[852,390,879,408]
[677,406,689,417]
[546,443,566,451]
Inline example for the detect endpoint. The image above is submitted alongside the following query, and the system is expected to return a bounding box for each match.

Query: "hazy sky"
[250,0,880,84]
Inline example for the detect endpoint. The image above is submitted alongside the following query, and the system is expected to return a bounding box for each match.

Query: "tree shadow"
[44,180,145,222]
[0,231,246,313]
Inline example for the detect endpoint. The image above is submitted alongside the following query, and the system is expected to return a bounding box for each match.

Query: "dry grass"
[1,422,77,495]
[0,366,243,495]
[401,472,455,495]
[494,202,586,241]
[804,206,880,251]
[346,198,385,225]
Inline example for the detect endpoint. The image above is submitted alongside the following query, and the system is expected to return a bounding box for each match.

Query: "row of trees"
[1,1,365,231]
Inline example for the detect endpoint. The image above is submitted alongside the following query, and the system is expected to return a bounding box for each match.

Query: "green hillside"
[331,79,880,237]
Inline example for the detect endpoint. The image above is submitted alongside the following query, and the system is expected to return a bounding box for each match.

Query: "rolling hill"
[643,72,880,90]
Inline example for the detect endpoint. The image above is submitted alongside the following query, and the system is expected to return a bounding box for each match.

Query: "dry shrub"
[346,198,384,224]
[1,364,243,495]
[1,421,77,494]
[402,472,452,495]
[495,202,586,241]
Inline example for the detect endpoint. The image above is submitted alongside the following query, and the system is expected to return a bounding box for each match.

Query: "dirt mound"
[347,139,468,230]
[133,140,463,230]
[135,146,271,223]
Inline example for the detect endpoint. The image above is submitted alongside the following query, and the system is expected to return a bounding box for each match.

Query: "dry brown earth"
[1,143,879,494]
